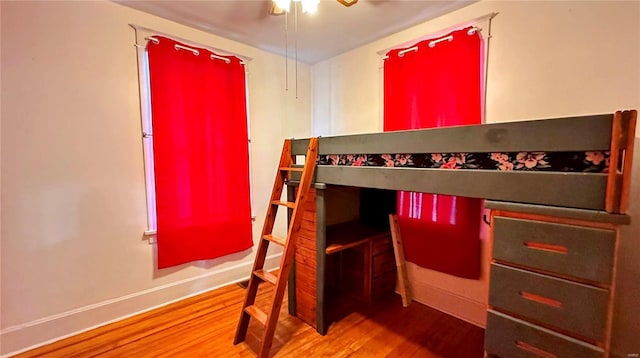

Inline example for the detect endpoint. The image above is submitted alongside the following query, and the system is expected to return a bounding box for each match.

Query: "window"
[383,25,487,279]
[133,30,253,268]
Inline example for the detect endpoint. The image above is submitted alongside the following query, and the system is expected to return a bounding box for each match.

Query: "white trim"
[480,21,491,124]
[245,67,255,220]
[0,253,282,357]
[409,279,487,328]
[376,12,497,56]
[132,27,255,238]
[136,43,158,238]
[129,24,253,62]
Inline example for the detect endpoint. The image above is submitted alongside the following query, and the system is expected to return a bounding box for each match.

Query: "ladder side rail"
[258,137,318,357]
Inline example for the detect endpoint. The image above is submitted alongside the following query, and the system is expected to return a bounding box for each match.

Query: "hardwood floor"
[14,283,484,357]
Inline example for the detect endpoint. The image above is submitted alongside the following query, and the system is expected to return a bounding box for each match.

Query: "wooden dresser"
[484,201,629,358]
[286,183,397,334]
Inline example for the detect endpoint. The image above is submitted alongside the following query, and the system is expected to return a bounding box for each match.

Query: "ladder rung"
[263,234,286,246]
[279,167,304,172]
[254,269,278,285]
[244,305,267,326]
[271,200,295,209]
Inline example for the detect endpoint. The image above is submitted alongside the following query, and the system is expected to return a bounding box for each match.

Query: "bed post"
[606,110,637,213]
[619,110,637,213]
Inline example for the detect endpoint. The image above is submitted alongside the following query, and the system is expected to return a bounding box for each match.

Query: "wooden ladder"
[234,137,318,358]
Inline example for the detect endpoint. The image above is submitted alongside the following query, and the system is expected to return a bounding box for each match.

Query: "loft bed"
[289,110,636,214]
[285,109,636,358]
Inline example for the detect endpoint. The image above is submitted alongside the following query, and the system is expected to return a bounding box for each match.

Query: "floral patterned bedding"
[317,151,609,173]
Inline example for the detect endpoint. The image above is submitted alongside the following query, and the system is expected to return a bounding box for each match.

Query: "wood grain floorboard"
[13,283,484,358]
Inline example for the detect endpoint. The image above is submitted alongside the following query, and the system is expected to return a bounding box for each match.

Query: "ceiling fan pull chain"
[284,11,289,91]
[294,1,298,99]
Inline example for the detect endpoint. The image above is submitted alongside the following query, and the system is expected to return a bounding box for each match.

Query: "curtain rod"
[387,26,479,60]
[376,12,498,57]
[129,24,253,63]
[148,39,235,64]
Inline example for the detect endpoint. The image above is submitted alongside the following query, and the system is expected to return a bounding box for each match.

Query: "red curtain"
[384,28,482,279]
[148,37,253,269]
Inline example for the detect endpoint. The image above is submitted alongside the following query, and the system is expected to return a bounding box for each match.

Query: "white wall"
[312,1,640,356]
[0,1,311,355]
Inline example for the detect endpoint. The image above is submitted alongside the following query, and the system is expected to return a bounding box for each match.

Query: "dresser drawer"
[489,263,608,342]
[493,216,615,283]
[485,310,604,358]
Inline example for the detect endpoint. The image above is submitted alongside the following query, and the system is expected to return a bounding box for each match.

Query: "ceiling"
[117,0,475,64]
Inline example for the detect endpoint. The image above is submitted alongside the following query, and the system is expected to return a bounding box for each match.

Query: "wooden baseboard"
[0,254,282,357]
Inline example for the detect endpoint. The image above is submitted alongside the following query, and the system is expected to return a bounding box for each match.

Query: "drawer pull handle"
[515,340,557,358]
[519,291,563,309]
[524,241,568,254]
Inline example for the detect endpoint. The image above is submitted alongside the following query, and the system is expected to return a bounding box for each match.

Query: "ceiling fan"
[270,0,358,16]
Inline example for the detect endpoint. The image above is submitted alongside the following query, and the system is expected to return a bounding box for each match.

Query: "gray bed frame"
[289,110,636,214]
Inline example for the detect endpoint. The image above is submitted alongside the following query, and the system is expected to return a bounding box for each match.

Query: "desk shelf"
[325,221,388,254]
[287,185,397,335]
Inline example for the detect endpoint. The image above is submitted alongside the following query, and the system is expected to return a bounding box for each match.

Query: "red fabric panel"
[147,37,253,269]
[384,28,482,279]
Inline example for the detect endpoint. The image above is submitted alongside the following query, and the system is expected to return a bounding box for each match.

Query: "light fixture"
[271,0,338,97]
[273,0,291,12]
[300,0,319,14]
[271,0,356,16]
[337,0,358,6]
[272,0,319,14]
